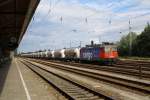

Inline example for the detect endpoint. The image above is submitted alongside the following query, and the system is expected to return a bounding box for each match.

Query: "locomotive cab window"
[112,47,117,51]
[104,46,111,53]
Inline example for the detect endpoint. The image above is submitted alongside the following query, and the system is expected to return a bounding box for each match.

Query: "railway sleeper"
[73,95,99,99]
[21,60,106,100]
[24,59,150,93]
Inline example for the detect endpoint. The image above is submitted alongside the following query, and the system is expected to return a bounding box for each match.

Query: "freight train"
[20,41,118,64]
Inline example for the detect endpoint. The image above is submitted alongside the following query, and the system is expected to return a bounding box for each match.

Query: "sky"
[18,0,150,52]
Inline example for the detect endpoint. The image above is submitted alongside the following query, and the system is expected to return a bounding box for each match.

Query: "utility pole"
[79,41,82,47]
[60,16,63,24]
[129,19,132,56]
[99,36,101,44]
[70,41,71,48]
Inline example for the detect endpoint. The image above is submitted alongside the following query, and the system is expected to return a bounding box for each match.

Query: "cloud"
[139,0,150,6]
[18,0,150,52]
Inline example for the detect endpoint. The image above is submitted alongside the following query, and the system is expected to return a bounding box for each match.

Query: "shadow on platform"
[0,60,11,94]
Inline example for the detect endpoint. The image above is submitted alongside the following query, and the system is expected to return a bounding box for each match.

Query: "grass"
[119,56,150,61]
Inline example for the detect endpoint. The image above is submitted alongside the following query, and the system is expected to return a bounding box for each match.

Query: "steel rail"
[23,58,150,94]
[20,60,110,100]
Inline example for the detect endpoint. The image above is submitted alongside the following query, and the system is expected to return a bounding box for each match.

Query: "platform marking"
[15,59,31,100]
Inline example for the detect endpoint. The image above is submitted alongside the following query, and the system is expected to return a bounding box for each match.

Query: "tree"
[134,23,150,57]
[118,32,137,56]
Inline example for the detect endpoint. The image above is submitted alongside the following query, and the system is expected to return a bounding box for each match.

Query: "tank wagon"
[64,48,80,61]
[47,50,52,58]
[20,41,118,64]
[54,49,65,60]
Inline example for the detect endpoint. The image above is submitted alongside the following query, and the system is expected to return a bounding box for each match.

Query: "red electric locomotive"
[80,41,118,64]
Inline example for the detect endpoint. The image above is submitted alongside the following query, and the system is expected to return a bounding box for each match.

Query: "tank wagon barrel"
[54,50,61,59]
[64,48,80,61]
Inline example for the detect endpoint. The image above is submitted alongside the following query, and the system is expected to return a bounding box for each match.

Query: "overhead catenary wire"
[41,0,62,21]
[27,0,150,29]
[37,0,52,22]
[25,0,150,50]
[41,0,150,32]
[32,0,62,24]
[25,0,62,34]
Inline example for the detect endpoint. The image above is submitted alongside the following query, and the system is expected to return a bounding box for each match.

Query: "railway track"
[20,59,110,100]
[116,59,150,67]
[22,58,150,94]
[64,61,150,78]
[35,59,150,78]
[113,59,150,74]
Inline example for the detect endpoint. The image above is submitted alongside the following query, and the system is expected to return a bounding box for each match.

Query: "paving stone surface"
[0,58,66,100]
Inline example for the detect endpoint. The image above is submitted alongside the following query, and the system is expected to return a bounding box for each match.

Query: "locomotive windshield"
[104,45,117,53]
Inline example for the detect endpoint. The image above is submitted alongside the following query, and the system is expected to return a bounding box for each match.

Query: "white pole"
[129,20,132,56]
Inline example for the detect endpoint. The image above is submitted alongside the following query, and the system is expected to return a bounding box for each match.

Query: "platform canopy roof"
[0,0,40,50]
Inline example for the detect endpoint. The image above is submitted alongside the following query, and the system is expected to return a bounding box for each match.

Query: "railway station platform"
[0,58,65,100]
